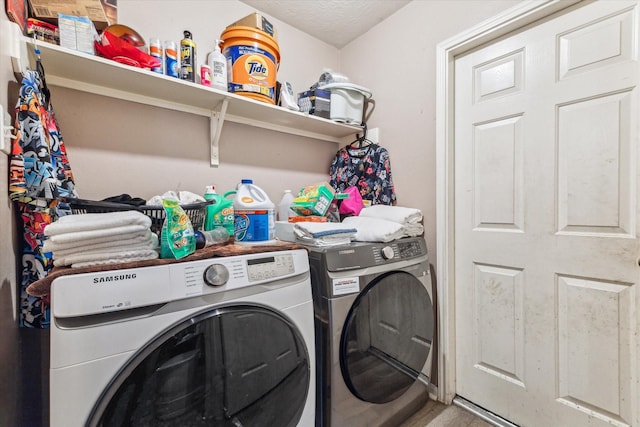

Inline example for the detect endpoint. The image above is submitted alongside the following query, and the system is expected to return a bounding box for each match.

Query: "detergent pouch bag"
[338,186,363,217]
[160,198,196,259]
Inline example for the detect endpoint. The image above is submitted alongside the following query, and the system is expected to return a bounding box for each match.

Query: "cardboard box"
[28,0,109,30]
[291,183,336,216]
[228,12,277,39]
[58,13,97,54]
[298,89,331,119]
[6,0,27,34]
[27,18,60,44]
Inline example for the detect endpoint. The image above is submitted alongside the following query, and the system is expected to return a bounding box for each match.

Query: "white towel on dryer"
[358,205,424,236]
[341,216,405,243]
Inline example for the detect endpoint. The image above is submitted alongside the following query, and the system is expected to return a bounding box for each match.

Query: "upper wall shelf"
[14,35,361,165]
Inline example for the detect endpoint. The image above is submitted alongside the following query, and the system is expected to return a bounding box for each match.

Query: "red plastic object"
[94,30,160,69]
[102,24,146,47]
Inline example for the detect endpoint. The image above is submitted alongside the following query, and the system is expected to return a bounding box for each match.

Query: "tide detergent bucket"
[233,179,276,244]
[221,26,280,104]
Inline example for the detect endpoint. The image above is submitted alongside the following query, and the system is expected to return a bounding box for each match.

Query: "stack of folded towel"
[43,211,159,268]
[342,205,424,243]
[293,222,357,247]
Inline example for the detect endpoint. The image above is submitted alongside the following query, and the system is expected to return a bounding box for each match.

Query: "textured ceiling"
[239,0,411,48]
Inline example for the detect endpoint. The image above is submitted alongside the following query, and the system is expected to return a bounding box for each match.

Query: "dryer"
[49,248,315,427]
[308,237,434,427]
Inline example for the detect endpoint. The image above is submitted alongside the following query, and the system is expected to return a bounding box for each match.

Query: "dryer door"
[87,305,309,427]
[340,271,434,403]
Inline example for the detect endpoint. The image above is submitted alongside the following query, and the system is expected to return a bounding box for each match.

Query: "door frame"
[434,0,582,404]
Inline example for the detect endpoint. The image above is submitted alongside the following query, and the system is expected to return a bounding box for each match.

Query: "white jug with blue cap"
[233,179,276,244]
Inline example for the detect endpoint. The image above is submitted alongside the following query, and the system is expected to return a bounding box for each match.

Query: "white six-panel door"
[453,1,639,426]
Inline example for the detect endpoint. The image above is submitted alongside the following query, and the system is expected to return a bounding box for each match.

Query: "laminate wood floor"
[399,400,492,427]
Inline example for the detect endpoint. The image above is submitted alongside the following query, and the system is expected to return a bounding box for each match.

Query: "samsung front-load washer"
[307,236,434,427]
[49,248,315,427]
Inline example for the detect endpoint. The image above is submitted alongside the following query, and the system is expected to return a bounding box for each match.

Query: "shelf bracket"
[3,21,29,81]
[209,98,229,167]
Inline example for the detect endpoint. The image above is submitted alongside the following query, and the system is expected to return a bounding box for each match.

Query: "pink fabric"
[339,186,364,216]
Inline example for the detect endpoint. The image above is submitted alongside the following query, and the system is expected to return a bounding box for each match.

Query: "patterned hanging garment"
[9,69,78,328]
[329,143,396,205]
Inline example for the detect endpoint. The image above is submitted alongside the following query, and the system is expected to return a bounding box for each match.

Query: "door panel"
[454,1,639,426]
[90,306,309,427]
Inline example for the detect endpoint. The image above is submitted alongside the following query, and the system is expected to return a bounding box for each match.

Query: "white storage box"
[275,221,296,242]
[318,82,372,125]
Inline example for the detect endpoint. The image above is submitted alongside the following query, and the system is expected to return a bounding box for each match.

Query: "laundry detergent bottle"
[204,185,235,237]
[233,179,275,244]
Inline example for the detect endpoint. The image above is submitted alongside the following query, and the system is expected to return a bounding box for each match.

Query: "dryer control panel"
[318,237,428,272]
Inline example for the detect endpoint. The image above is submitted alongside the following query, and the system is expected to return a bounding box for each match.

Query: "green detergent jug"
[204,186,236,237]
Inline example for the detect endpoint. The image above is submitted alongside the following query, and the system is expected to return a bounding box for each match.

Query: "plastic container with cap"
[277,189,295,221]
[233,179,275,244]
[208,40,228,92]
[204,185,235,237]
[195,227,230,249]
[220,26,280,104]
[317,82,373,125]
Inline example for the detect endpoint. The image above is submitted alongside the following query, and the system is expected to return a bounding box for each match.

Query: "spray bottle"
[209,40,227,92]
[180,30,196,82]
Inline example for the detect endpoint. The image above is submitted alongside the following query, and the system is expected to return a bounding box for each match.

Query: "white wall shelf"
[12,33,361,166]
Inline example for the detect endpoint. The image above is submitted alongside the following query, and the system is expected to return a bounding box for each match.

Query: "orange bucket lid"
[220,25,280,64]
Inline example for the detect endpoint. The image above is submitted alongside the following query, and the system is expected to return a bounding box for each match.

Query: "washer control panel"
[52,250,308,318]
[247,254,295,282]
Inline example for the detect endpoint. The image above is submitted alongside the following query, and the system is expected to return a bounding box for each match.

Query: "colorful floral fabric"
[329,144,396,205]
[9,69,77,328]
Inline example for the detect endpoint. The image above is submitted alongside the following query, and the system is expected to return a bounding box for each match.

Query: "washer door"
[340,271,434,404]
[88,305,309,427]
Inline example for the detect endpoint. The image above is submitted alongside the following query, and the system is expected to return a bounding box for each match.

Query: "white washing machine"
[49,248,315,427]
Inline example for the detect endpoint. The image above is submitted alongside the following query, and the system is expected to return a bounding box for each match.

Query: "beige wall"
[341,0,521,267]
[0,2,522,422]
[58,0,520,268]
[0,5,22,426]
[57,0,343,205]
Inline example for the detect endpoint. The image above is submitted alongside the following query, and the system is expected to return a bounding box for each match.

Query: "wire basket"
[66,198,213,236]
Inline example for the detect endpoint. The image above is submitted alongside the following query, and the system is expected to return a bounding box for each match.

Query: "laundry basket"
[66,198,212,236]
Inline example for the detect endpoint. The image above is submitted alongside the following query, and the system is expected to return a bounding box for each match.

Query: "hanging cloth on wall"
[9,68,78,328]
[329,138,397,206]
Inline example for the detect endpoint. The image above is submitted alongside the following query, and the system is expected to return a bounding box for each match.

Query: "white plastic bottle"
[209,40,228,92]
[278,190,295,221]
[233,179,275,244]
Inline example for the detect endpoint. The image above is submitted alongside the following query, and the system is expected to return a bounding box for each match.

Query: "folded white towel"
[295,233,354,247]
[294,222,357,247]
[359,205,423,225]
[52,235,159,265]
[45,211,151,236]
[294,222,358,238]
[55,248,159,267]
[43,230,155,253]
[69,250,160,269]
[342,216,406,243]
[403,223,424,237]
[46,224,151,244]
